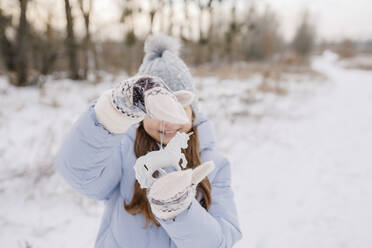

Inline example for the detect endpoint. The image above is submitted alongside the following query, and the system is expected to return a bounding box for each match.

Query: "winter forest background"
[1,0,372,247]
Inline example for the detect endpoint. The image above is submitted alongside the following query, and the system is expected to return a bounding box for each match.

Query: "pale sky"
[2,0,372,42]
[93,0,372,42]
[259,0,372,41]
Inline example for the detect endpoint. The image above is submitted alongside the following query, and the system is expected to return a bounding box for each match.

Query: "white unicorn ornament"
[134,131,190,189]
[133,130,216,220]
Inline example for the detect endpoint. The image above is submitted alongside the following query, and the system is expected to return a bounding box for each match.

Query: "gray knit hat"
[138,34,199,113]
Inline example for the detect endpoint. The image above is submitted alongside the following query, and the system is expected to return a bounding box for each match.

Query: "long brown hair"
[124,113,212,228]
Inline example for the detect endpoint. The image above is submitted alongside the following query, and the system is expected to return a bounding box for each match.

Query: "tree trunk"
[0,32,15,72]
[15,0,29,86]
[167,0,174,36]
[206,3,214,62]
[64,0,80,80]
[149,9,156,34]
[181,0,192,41]
[79,0,95,79]
[91,42,100,77]
[82,14,89,79]
[198,5,204,43]
[41,18,58,76]
[82,15,89,79]
[0,8,16,72]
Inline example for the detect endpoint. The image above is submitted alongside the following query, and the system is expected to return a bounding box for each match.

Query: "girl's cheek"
[181,123,192,132]
[149,120,161,131]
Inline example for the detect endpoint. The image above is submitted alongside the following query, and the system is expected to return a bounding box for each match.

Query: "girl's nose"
[163,122,181,131]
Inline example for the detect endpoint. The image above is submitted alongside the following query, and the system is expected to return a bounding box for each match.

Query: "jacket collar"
[125,111,215,152]
[193,111,215,151]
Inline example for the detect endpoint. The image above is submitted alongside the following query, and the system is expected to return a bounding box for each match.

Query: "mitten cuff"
[94,89,143,134]
[149,185,195,220]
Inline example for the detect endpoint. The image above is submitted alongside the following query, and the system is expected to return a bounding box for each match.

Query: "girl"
[55,35,242,248]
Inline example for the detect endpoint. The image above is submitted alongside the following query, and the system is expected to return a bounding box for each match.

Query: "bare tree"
[118,0,143,74]
[147,0,159,34]
[1,1,58,86]
[224,0,241,62]
[0,7,15,72]
[206,0,217,62]
[15,0,29,86]
[197,0,209,44]
[0,0,317,80]
[158,0,166,33]
[119,0,138,44]
[64,0,80,79]
[181,0,193,42]
[167,0,174,36]
[78,0,100,79]
[192,0,213,64]
[291,11,315,57]
[40,12,59,75]
[240,4,282,61]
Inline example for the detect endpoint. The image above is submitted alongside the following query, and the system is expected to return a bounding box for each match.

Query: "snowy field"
[0,51,371,248]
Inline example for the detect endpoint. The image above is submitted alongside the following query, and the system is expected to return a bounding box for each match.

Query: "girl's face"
[143,105,193,145]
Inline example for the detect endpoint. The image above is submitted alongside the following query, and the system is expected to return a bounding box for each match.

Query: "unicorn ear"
[174,90,195,107]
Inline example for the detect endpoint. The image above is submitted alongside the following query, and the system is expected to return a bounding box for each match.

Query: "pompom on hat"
[138,34,199,113]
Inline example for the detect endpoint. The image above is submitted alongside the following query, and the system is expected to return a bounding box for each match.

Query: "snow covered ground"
[231,52,372,248]
[0,51,371,247]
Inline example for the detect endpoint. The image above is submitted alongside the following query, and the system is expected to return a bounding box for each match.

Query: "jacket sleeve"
[157,157,243,248]
[54,100,128,201]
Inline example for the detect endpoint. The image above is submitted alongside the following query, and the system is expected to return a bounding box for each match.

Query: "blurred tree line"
[0,0,319,87]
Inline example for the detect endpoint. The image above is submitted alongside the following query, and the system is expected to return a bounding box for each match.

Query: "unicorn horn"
[187,131,194,137]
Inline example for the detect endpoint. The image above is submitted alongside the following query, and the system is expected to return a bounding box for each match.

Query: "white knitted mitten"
[94,75,192,134]
[147,161,215,220]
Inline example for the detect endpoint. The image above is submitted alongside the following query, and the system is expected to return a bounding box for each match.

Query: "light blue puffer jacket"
[55,100,242,248]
